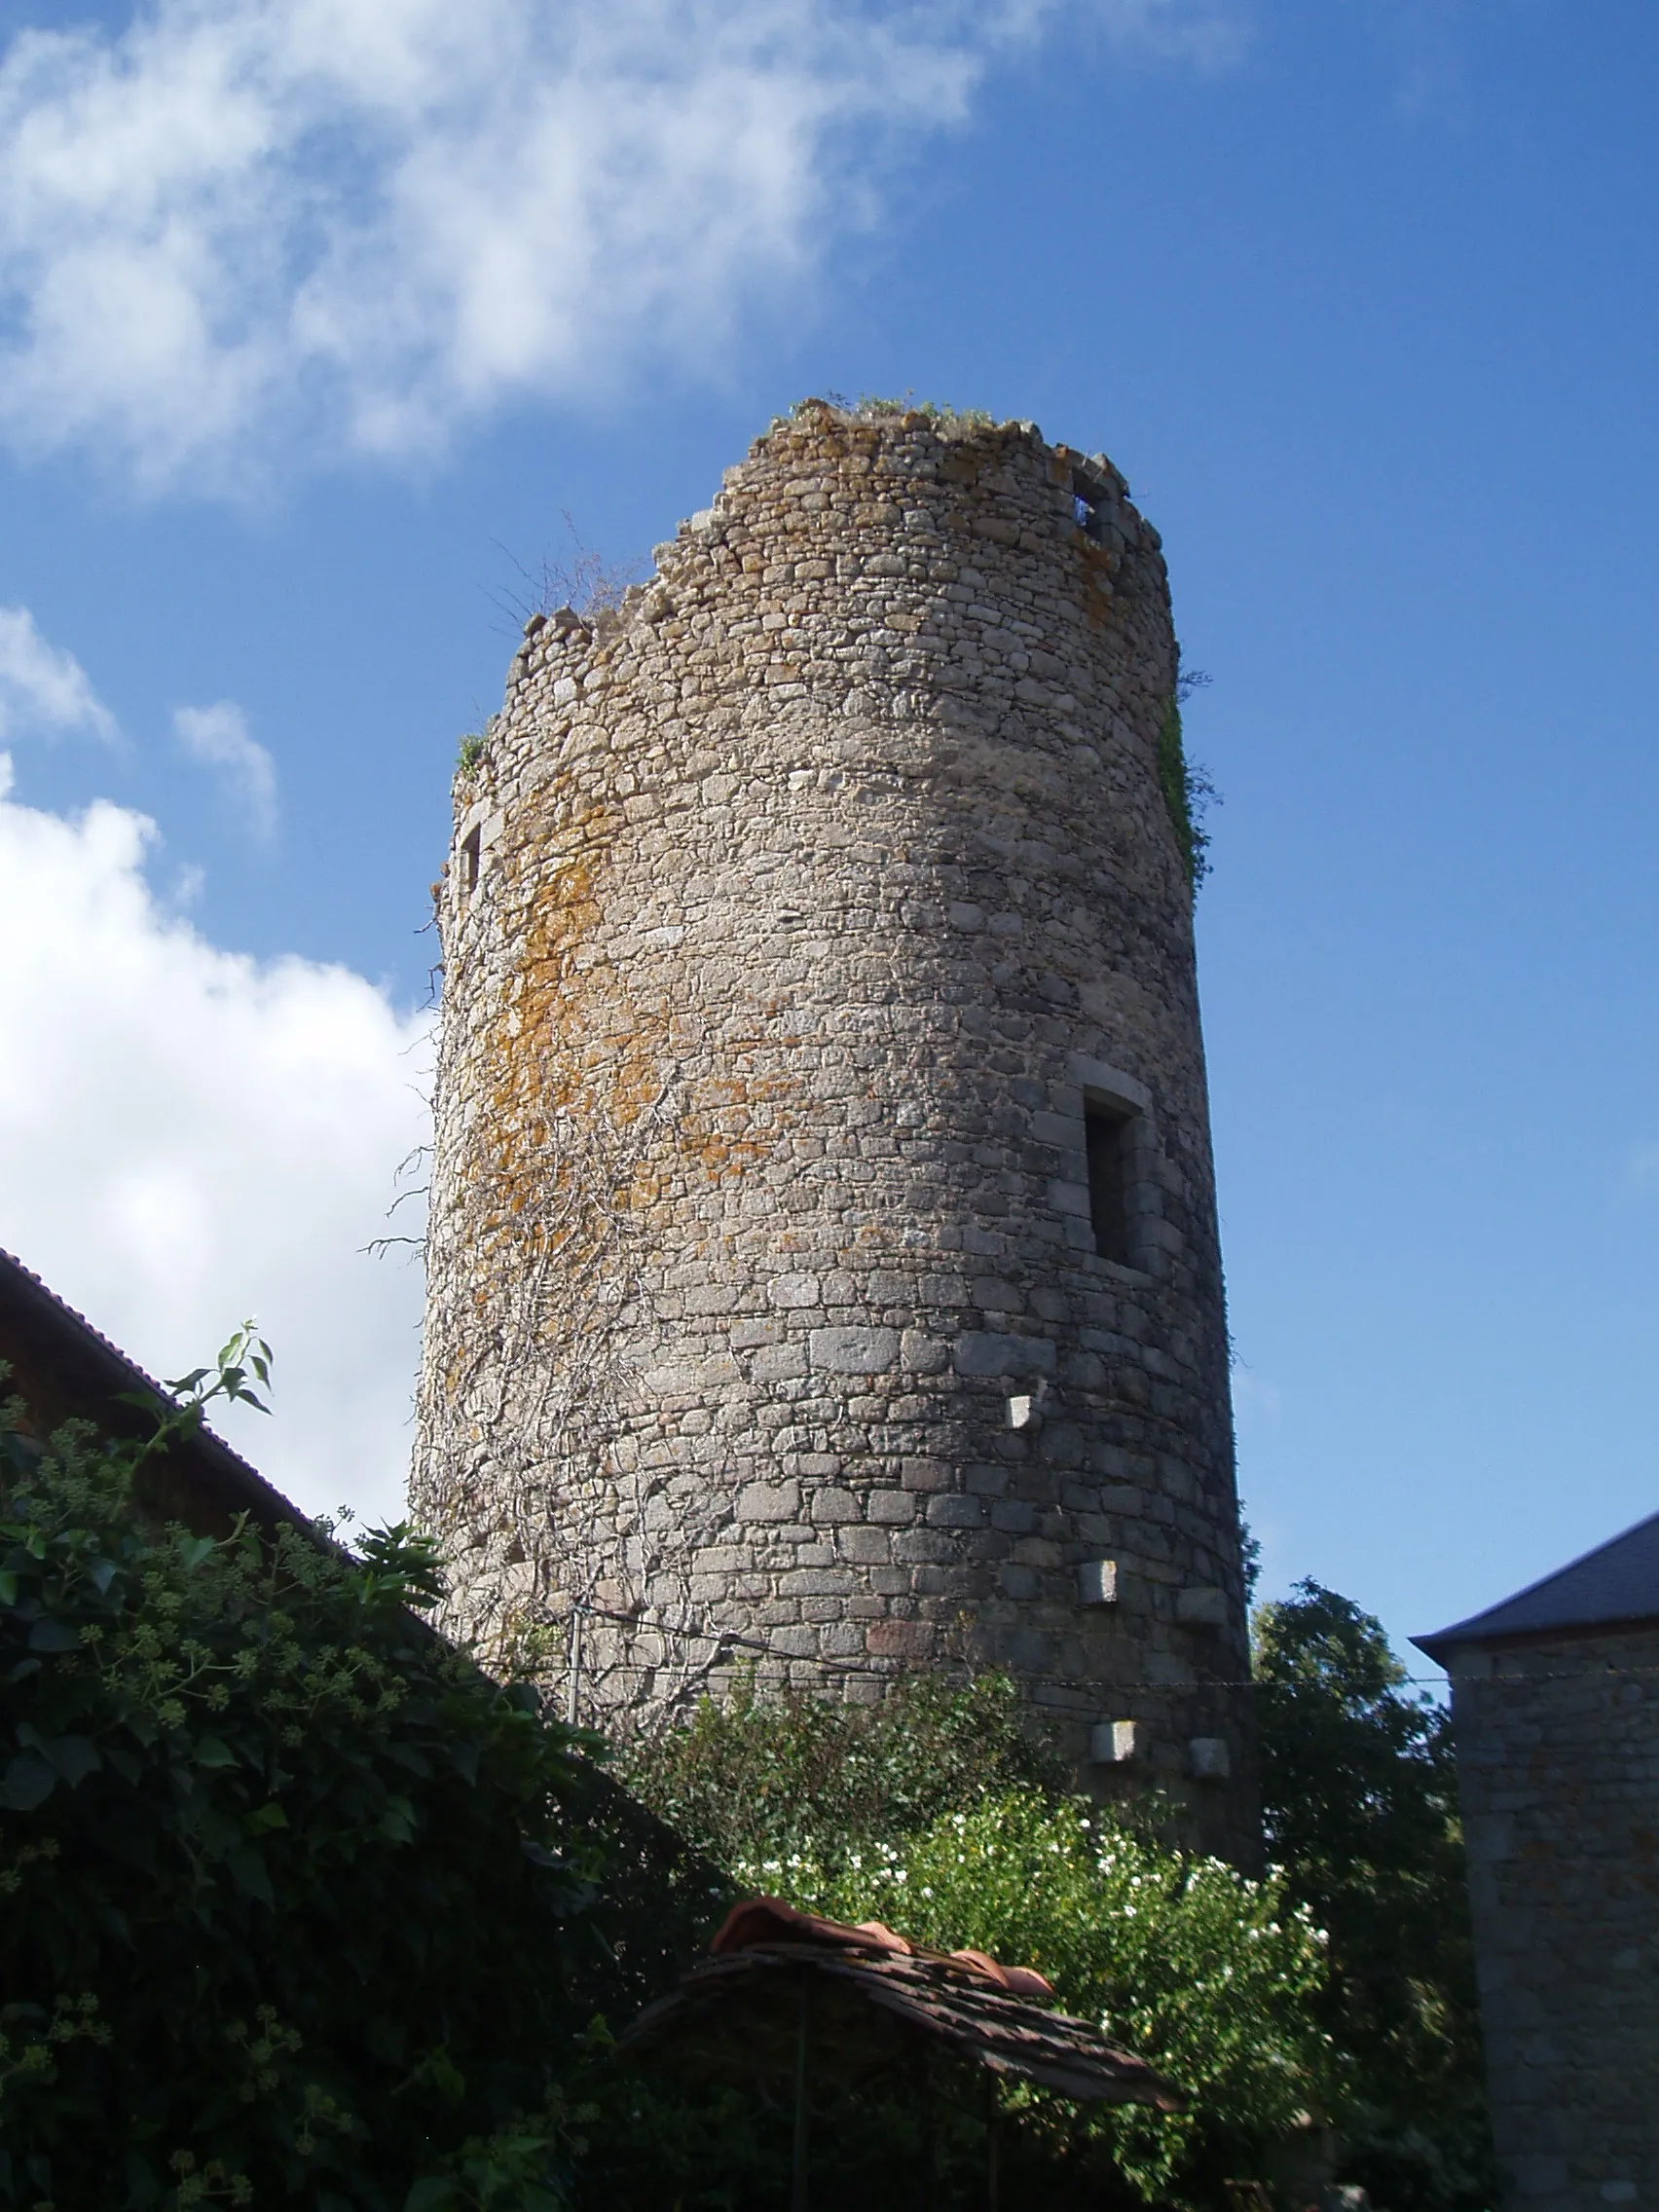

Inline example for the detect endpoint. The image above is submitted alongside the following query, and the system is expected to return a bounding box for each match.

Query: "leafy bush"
[620,1664,1063,1871]
[624,1677,1331,2206]
[739,1789,1327,2205]
[0,1358,718,2212]
[1255,1583,1495,2212]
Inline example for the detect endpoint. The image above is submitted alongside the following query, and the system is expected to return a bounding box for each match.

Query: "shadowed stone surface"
[1437,1631,1659,2212]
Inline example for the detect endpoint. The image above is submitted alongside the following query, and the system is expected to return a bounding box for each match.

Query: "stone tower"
[415,401,1255,1857]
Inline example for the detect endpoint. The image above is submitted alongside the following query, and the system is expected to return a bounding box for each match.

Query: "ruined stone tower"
[415,401,1255,1856]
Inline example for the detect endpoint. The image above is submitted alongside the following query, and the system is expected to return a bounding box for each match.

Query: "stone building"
[415,400,1255,1856]
[1416,1513,1659,2212]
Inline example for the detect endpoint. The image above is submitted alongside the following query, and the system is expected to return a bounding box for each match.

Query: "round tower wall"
[415,404,1256,1859]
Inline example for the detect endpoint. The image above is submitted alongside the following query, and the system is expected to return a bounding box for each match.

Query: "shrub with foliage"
[626,1677,1329,2207]
[620,1664,1064,1870]
[1255,1582,1494,2212]
[0,1351,719,2212]
[739,1790,1327,2205]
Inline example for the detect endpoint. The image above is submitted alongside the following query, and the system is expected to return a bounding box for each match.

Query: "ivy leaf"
[195,1737,238,1770]
[226,1846,276,1908]
[403,2181,459,2212]
[43,1734,100,1787]
[115,1384,173,1415]
[378,1795,418,1846]
[0,1752,56,1810]
[27,1616,81,1653]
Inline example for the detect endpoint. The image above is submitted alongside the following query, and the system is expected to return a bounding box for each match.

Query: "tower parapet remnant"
[416,400,1255,1857]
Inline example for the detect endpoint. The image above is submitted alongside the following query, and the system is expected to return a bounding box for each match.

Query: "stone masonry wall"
[414,402,1256,1859]
[1450,1629,1659,2212]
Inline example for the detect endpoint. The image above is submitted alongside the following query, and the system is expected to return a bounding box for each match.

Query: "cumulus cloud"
[174,699,278,843]
[0,0,1236,486]
[0,604,116,741]
[0,756,429,1525]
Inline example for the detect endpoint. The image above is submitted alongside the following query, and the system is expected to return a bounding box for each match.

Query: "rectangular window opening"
[1072,475,1110,543]
[1086,1103,1132,1265]
[460,826,482,897]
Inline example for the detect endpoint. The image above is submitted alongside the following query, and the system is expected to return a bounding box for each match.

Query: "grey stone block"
[1078,1559,1119,1606]
[1188,1737,1231,1782]
[809,1326,899,1374]
[1091,1720,1143,1764]
[953,1331,1057,1379]
[737,1481,801,1524]
[927,1494,985,1528]
[1175,1585,1228,1630]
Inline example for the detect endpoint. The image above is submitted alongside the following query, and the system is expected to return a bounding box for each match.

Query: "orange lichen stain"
[1078,537,1123,632]
[452,787,806,1317]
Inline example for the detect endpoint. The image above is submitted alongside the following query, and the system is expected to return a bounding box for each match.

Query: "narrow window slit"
[460,826,482,897]
[1086,1103,1131,1265]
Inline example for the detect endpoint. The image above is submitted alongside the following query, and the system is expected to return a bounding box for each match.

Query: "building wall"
[1449,1628,1659,2212]
[414,402,1255,1857]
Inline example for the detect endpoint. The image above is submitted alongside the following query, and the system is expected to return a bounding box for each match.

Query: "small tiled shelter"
[618,1896,1181,2210]
[1415,1513,1659,2212]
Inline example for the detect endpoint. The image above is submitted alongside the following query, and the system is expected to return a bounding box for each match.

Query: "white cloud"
[0,604,116,741]
[0,0,1236,487]
[0,756,429,1526]
[174,699,278,843]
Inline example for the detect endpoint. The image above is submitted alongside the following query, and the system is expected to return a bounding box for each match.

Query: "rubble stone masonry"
[1449,1630,1659,2212]
[414,402,1256,1858]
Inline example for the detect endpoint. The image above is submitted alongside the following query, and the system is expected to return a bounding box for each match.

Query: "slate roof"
[1414,1505,1659,1663]
[0,1243,312,1540]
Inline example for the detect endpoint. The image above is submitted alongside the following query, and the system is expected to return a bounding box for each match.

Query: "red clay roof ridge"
[709,1897,1056,2000]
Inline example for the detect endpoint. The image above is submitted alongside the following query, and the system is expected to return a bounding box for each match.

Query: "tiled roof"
[1414,1506,1659,1662]
[616,1894,1183,2110]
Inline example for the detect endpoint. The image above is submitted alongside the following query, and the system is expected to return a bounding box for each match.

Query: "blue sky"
[2,0,1655,1663]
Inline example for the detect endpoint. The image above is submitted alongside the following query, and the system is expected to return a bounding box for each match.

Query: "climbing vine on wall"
[1158,668,1216,893]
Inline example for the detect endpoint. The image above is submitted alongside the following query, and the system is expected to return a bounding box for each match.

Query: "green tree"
[1254,1580,1493,2212]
